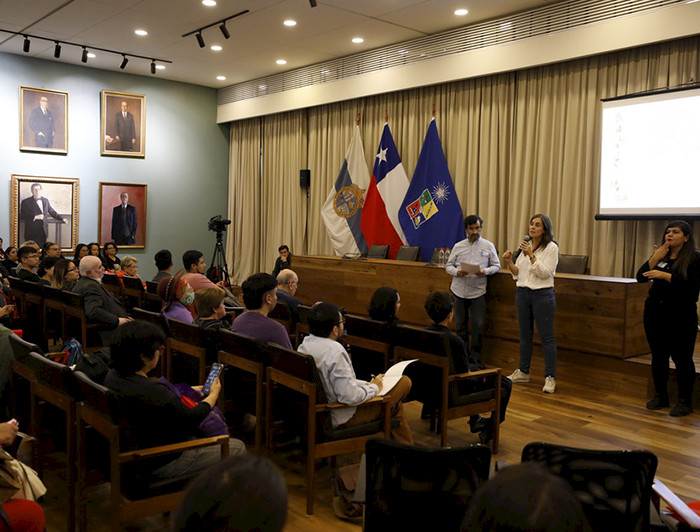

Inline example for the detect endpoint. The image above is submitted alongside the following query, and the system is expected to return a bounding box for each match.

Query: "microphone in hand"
[512,235,532,262]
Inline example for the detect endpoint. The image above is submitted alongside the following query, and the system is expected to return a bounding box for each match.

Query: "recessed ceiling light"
[87,52,96,58]
[134,29,148,36]
[203,0,217,6]
[454,8,468,16]
[687,0,699,3]
[500,22,512,29]
[321,70,329,74]
[211,45,223,51]
[398,49,408,55]
[216,75,226,80]
[276,59,287,65]
[259,84,267,90]
[352,37,364,44]
[283,19,297,27]
[156,64,165,70]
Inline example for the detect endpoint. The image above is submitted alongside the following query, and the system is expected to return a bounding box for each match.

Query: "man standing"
[73,256,131,345]
[20,183,67,247]
[230,273,292,349]
[276,269,302,320]
[297,302,413,444]
[111,192,137,245]
[445,215,501,369]
[114,101,136,151]
[28,95,55,148]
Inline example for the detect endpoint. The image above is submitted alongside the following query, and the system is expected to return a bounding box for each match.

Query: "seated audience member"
[272,245,292,278]
[194,287,229,330]
[410,291,511,443]
[73,243,89,266]
[87,242,101,258]
[40,241,61,260]
[182,250,241,307]
[104,321,245,479]
[0,421,46,532]
[73,256,131,344]
[297,302,414,444]
[37,256,60,286]
[157,271,195,323]
[50,258,79,291]
[115,255,146,288]
[0,239,4,260]
[172,455,287,532]
[152,249,173,283]
[231,273,292,349]
[276,269,302,320]
[1,247,18,273]
[461,463,591,532]
[16,246,41,283]
[101,241,121,271]
[368,286,401,324]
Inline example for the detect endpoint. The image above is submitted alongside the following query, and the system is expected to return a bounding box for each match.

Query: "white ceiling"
[0,0,563,88]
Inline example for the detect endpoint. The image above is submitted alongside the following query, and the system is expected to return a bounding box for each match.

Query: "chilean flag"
[361,124,409,258]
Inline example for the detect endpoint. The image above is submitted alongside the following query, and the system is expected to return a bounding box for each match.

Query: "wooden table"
[293,255,650,359]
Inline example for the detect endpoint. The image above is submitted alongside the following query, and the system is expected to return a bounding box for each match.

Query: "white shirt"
[298,334,378,427]
[512,242,559,289]
[446,236,500,299]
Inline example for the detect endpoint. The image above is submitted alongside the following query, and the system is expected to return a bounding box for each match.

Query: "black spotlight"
[196,31,205,48]
[309,0,317,6]
[81,47,88,63]
[219,22,230,39]
[120,55,129,69]
[54,42,61,58]
[23,35,30,53]
[150,60,156,74]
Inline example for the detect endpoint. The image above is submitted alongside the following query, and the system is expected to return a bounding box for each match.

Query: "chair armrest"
[316,396,389,412]
[118,435,229,463]
[448,367,501,382]
[653,478,700,528]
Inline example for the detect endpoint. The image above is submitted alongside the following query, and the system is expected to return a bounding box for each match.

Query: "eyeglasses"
[66,268,77,273]
[336,318,346,326]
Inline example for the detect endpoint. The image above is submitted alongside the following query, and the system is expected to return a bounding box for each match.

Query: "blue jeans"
[515,287,557,378]
[453,294,486,361]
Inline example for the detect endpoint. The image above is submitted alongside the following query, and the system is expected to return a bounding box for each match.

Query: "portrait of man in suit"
[102,91,144,157]
[28,95,55,148]
[19,183,68,247]
[114,101,136,151]
[111,192,138,245]
[20,87,68,153]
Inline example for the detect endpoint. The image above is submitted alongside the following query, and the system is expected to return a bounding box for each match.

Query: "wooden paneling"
[293,255,650,359]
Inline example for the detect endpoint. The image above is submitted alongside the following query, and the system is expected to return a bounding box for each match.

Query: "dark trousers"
[643,299,697,404]
[453,294,486,361]
[515,287,557,378]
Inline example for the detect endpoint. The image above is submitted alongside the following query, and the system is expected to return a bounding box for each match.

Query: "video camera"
[208,215,231,233]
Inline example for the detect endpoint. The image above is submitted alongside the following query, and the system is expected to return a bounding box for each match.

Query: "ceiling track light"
[309,0,317,7]
[219,22,230,39]
[81,47,88,63]
[53,41,61,58]
[23,35,30,53]
[120,55,129,69]
[150,60,156,74]
[182,9,249,48]
[196,31,205,48]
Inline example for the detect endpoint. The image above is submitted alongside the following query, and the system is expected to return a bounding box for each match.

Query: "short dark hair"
[41,241,57,255]
[308,302,342,338]
[171,455,287,532]
[18,246,38,261]
[38,256,61,277]
[278,245,289,253]
[30,183,41,192]
[110,321,166,376]
[241,273,277,310]
[461,463,592,532]
[183,250,203,271]
[424,291,453,324]
[103,241,118,254]
[464,214,483,229]
[155,249,173,271]
[368,287,399,323]
[194,287,226,317]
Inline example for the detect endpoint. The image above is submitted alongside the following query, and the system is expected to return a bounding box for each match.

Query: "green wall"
[0,52,230,280]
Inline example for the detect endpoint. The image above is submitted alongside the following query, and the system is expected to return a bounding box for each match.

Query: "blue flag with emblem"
[398,118,465,261]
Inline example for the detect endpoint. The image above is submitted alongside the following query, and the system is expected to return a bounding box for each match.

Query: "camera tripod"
[207,230,231,286]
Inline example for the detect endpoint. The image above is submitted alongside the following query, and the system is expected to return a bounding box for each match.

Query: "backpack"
[60,338,84,366]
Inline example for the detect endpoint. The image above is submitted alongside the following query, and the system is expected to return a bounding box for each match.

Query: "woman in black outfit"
[2,246,19,272]
[636,220,700,417]
[101,241,121,271]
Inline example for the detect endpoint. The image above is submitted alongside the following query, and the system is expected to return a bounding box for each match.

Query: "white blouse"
[512,242,559,289]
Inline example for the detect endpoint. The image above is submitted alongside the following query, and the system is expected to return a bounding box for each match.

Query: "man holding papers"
[445,215,501,369]
[298,302,414,444]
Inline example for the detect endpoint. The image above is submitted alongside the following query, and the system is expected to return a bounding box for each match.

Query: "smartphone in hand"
[202,363,223,396]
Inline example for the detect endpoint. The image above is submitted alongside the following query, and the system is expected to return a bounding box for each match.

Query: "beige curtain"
[228,35,700,283]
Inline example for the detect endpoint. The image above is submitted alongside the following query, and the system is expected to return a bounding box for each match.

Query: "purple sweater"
[230,311,292,349]
[163,301,194,324]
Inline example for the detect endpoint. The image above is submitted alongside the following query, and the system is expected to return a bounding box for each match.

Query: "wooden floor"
[35,337,700,531]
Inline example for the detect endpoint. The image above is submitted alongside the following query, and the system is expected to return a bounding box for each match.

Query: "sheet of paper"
[377,359,417,396]
[460,262,481,275]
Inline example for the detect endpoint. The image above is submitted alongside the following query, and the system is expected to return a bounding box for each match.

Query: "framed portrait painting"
[10,175,79,252]
[101,90,146,157]
[19,86,68,154]
[98,183,147,249]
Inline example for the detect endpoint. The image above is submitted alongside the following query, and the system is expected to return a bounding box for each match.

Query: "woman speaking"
[502,214,559,394]
[636,220,700,417]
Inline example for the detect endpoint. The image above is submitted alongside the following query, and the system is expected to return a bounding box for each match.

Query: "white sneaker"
[543,376,556,393]
[508,369,530,383]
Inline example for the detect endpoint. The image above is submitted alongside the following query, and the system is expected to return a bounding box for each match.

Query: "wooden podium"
[292,255,650,359]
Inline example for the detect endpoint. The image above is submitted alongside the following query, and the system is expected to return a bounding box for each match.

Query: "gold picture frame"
[98,182,148,249]
[19,86,68,154]
[101,90,146,157]
[11,175,79,252]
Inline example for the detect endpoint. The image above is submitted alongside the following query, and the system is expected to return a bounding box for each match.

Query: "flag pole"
[356,112,361,126]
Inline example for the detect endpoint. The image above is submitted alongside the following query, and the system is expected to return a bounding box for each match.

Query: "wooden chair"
[217,329,267,453]
[344,315,395,380]
[61,290,105,353]
[268,301,294,346]
[165,318,217,384]
[7,277,27,319]
[294,304,312,347]
[41,284,65,343]
[121,276,145,311]
[143,281,162,313]
[17,280,45,350]
[74,371,230,531]
[393,325,502,451]
[264,342,393,514]
[130,307,169,335]
[8,334,43,429]
[102,273,123,305]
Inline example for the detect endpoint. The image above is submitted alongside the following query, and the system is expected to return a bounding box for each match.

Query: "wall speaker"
[300,169,310,188]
